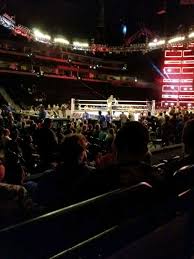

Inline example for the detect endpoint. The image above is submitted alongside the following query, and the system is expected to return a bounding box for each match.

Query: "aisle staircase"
[0,87,21,111]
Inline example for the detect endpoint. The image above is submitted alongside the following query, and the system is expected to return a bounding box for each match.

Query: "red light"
[183,50,194,58]
[165,50,182,58]
[163,67,181,74]
[162,45,194,105]
[164,60,181,65]
[182,60,194,65]
[182,67,194,74]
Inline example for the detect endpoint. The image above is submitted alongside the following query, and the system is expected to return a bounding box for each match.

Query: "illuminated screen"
[162,47,194,105]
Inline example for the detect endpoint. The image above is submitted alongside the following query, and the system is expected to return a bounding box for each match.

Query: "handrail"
[49,188,194,259]
[0,182,152,233]
[50,225,118,259]
[0,182,193,259]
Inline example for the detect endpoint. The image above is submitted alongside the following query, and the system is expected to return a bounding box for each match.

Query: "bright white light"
[188,103,192,106]
[148,39,165,48]
[157,40,166,45]
[148,42,156,47]
[188,32,194,38]
[122,25,127,36]
[171,86,174,89]
[54,37,70,45]
[162,94,178,98]
[171,103,174,106]
[73,41,89,48]
[165,103,168,106]
[168,36,185,44]
[33,28,51,41]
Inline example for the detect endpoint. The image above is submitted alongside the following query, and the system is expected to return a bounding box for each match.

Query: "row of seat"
[1,164,194,258]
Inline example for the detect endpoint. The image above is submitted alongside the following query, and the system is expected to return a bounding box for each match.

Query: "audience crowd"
[0,104,194,226]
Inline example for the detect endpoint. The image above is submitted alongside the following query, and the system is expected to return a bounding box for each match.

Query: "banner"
[180,0,194,4]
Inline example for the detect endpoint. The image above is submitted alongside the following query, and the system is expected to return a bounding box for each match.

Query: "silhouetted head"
[60,134,87,165]
[183,119,194,155]
[114,121,149,162]
[43,118,52,128]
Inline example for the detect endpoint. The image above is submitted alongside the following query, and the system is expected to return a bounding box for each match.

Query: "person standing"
[106,111,112,127]
[38,105,47,120]
[98,111,107,129]
[82,111,89,121]
[120,112,128,127]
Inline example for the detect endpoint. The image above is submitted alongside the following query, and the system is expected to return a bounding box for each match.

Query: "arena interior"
[1,1,194,258]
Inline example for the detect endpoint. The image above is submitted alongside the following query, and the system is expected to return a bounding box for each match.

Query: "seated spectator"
[86,124,93,140]
[0,161,5,182]
[4,155,37,200]
[105,128,116,151]
[0,183,32,226]
[81,124,88,136]
[94,122,159,193]
[7,128,23,156]
[36,118,58,166]
[99,127,107,141]
[5,161,26,186]
[93,124,101,139]
[1,128,12,148]
[21,135,36,170]
[64,123,74,135]
[164,119,194,178]
[36,134,93,209]
[56,128,65,145]
[96,150,116,170]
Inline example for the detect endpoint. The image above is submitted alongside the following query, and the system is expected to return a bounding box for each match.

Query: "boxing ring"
[71,98,156,120]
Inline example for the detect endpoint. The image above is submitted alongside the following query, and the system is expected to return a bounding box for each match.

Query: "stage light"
[188,32,194,38]
[33,28,51,42]
[156,40,166,45]
[148,39,165,48]
[54,37,70,45]
[73,41,89,48]
[168,36,185,44]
